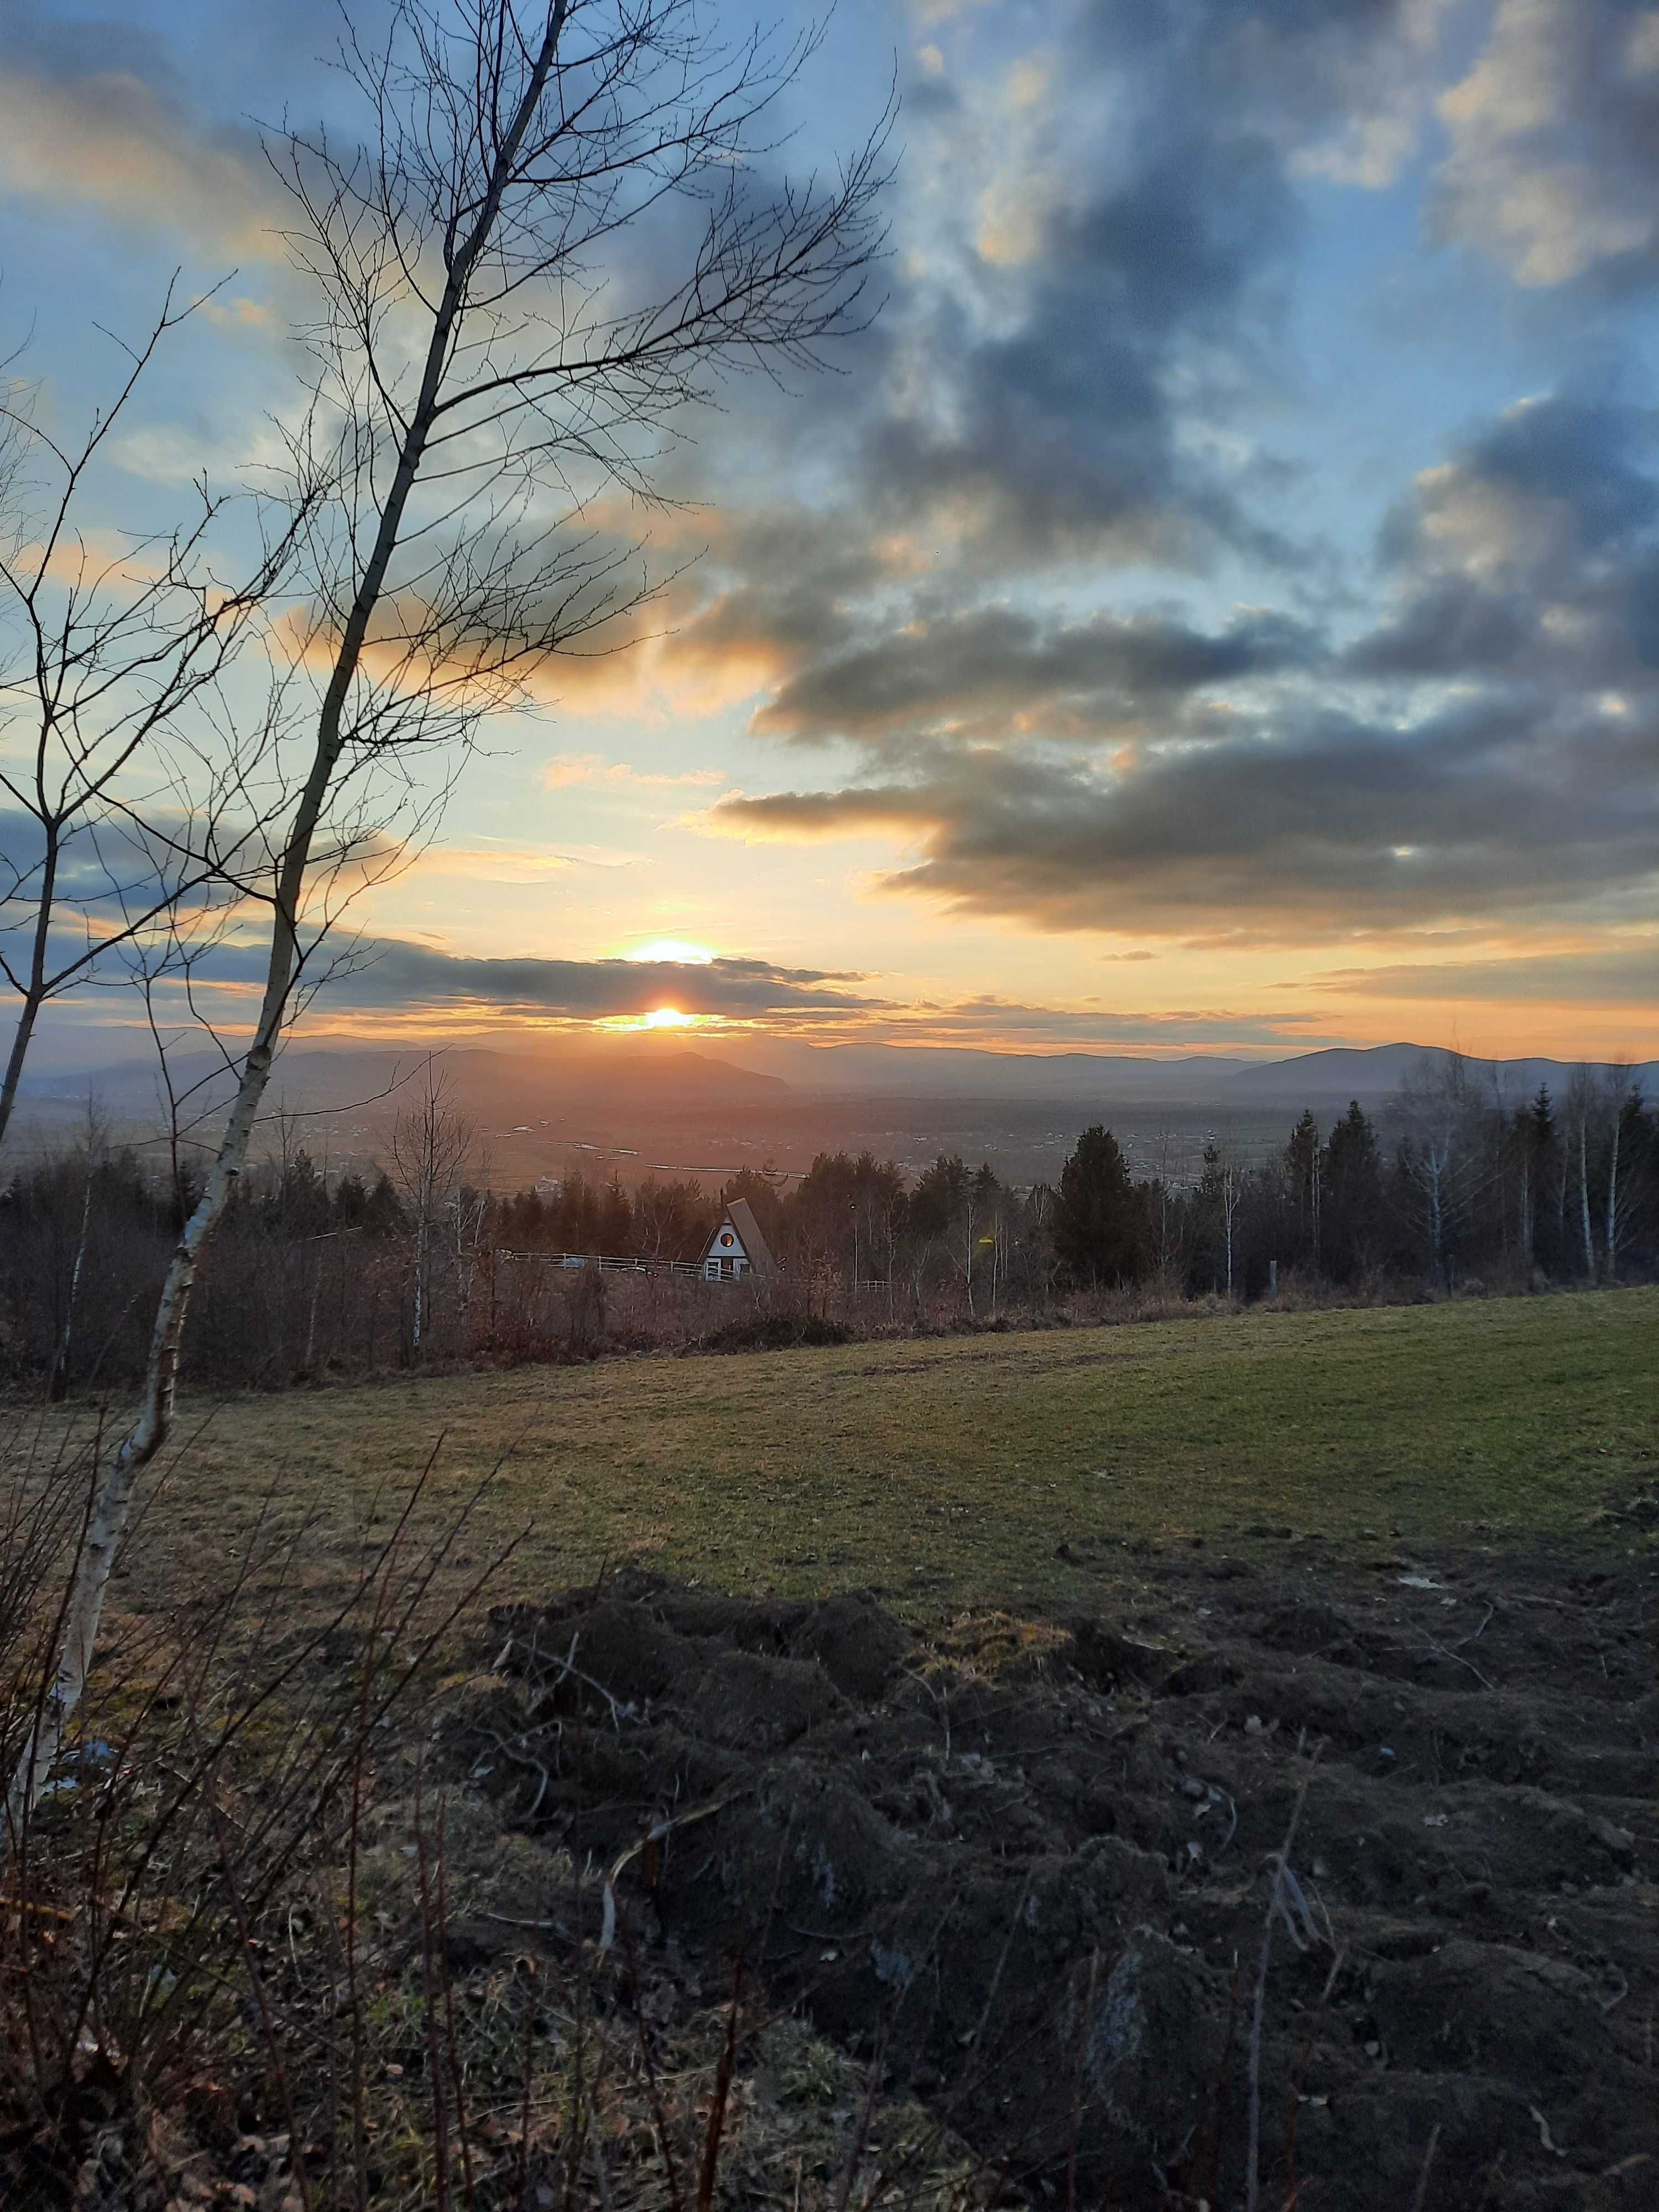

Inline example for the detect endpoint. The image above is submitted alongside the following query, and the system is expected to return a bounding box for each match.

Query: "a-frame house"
[701,1197,776,1281]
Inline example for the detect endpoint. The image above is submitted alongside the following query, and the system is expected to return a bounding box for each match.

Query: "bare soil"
[462,1525,1658,2209]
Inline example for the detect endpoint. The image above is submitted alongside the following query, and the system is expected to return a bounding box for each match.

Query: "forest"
[3,1057,1652,1397]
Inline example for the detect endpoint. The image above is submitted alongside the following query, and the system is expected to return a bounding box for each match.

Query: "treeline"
[1,1060,1653,1396]
[1053,1068,1659,1300]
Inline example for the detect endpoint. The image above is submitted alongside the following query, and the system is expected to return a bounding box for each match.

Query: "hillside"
[143,1288,1659,1622]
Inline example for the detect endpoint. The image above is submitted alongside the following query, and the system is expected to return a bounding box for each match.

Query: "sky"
[3,0,1658,1073]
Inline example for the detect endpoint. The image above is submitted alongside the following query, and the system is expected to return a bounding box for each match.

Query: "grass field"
[104,1287,1658,1629]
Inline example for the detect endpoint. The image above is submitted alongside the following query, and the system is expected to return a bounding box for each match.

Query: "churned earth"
[461,1520,1658,2210]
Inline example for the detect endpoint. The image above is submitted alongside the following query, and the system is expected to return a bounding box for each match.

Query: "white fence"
[496,1250,894,1292]
[497,1249,707,1279]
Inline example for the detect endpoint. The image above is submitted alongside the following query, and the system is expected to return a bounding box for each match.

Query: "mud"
[465,1535,1658,2209]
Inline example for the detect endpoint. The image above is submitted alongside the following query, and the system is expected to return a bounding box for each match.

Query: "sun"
[597,1001,713,1035]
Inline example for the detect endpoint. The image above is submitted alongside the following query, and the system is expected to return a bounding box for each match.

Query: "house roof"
[721,1196,776,1276]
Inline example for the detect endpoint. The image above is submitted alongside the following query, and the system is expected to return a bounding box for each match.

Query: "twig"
[697,1959,744,2212]
[1417,1631,1494,1691]
[526,1629,637,1729]
[189,1715,316,2212]
[1280,1944,1346,2208]
[435,1797,477,2211]
[618,1908,686,2212]
[515,1953,539,2212]
[1410,2122,1441,2212]
[414,1771,452,2212]
[1246,1773,1314,2212]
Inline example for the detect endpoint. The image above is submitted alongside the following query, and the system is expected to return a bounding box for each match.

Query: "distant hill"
[20,1036,787,1124]
[19,1033,1652,1134]
[1219,1044,1659,1107]
[723,1041,1251,1098]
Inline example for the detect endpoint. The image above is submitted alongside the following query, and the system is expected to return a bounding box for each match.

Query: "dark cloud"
[752,605,1319,746]
[319,943,884,1021]
[716,686,1659,942]
[1352,393,1659,681]
[862,126,1300,570]
[707,367,1659,950]
[854,0,1450,569]
[0,808,225,922]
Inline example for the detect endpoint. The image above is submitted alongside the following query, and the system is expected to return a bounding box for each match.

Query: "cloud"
[750,604,1319,747]
[316,942,884,1022]
[1349,390,1659,681]
[1291,0,1454,190]
[696,369,1659,954]
[0,806,226,922]
[1308,942,1659,1006]
[1433,0,1659,285]
[710,682,1659,944]
[0,60,278,258]
[860,124,1300,571]
[542,754,726,791]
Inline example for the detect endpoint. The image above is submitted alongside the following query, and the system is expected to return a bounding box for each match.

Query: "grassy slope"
[138,1289,1659,1624]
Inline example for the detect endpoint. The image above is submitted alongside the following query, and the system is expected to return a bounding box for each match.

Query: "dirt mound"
[462,1544,1657,2208]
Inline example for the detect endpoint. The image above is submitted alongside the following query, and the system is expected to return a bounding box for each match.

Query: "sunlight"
[624,938,716,965]
[596,1003,708,1034]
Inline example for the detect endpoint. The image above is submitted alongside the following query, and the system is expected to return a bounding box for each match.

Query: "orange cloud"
[542,754,726,791]
[0,69,279,258]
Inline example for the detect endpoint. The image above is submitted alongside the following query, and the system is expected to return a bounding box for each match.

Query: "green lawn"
[127,1288,1658,1624]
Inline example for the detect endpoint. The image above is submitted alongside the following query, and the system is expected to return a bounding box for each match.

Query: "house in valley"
[701,1197,775,1281]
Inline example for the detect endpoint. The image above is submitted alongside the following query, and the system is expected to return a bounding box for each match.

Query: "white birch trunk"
[1578,1118,1595,1281]
[5,12,575,1832]
[6,1006,283,1829]
[1604,1109,1620,1280]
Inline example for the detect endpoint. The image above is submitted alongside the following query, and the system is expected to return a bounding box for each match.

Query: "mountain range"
[19,1035,1653,1121]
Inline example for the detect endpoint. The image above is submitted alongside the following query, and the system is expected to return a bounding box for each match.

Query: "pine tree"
[1054,1126,1144,1287]
[1323,1100,1382,1284]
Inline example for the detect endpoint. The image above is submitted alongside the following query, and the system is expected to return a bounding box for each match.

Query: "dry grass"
[65,1285,1659,1645]
[0,1455,990,2211]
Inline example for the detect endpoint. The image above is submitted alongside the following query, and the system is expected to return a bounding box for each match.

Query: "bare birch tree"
[6,0,890,1827]
[0,288,316,1148]
[1387,1055,1495,1289]
[389,1063,475,1355]
[1599,1061,1635,1280]
[1564,1066,1598,1281]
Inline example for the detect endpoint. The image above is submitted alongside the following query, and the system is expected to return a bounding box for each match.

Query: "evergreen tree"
[1515,1086,1557,1270]
[907,1154,969,1242]
[1322,1100,1383,1283]
[361,1171,406,1237]
[1054,1125,1144,1287]
[1284,1108,1322,1269]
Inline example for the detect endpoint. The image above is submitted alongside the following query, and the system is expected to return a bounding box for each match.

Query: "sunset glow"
[4,0,1658,1070]
[594,1004,707,1034]
[624,940,716,967]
